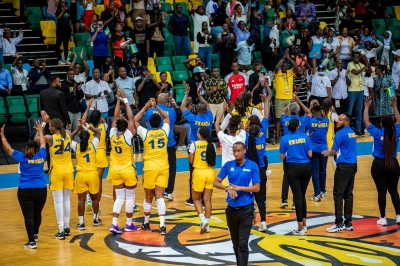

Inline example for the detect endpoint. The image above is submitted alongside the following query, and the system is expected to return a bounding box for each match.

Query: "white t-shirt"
[109,128,133,145]
[84,80,111,113]
[323,37,339,58]
[392,61,400,86]
[340,37,351,60]
[217,129,246,167]
[137,123,170,140]
[362,74,374,96]
[310,73,331,97]
[72,138,99,153]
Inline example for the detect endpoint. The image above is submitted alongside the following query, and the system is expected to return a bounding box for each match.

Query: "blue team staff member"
[279,118,312,235]
[308,103,329,202]
[181,81,214,206]
[364,96,400,226]
[280,96,313,210]
[326,113,357,233]
[145,93,177,201]
[214,142,260,266]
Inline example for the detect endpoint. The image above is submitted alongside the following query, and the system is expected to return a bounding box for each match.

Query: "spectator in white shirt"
[353,39,383,61]
[234,37,255,71]
[11,56,33,96]
[206,0,218,17]
[114,67,136,107]
[2,28,27,64]
[84,68,111,119]
[329,59,351,115]
[309,54,332,104]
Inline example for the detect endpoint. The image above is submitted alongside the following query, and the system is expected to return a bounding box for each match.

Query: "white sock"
[112,188,126,214]
[112,217,118,226]
[144,215,150,224]
[199,213,205,220]
[52,190,64,233]
[156,198,166,226]
[78,216,84,225]
[160,216,165,227]
[143,199,152,224]
[87,193,91,200]
[206,218,210,222]
[127,217,132,226]
[63,189,71,228]
[125,188,135,213]
[93,213,98,220]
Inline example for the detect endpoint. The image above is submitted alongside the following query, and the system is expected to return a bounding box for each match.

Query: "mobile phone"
[103,90,109,95]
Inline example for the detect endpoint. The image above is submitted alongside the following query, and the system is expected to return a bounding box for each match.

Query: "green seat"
[389,25,400,32]
[386,18,399,27]
[74,33,90,43]
[164,16,171,26]
[3,64,11,73]
[391,30,400,45]
[25,95,41,118]
[161,3,173,13]
[28,15,41,30]
[164,43,175,54]
[254,51,261,59]
[175,93,185,103]
[70,47,88,65]
[211,54,219,68]
[259,25,264,38]
[156,57,172,66]
[387,6,395,16]
[0,99,7,124]
[27,7,42,17]
[164,51,173,58]
[76,41,87,47]
[6,96,27,123]
[87,45,93,59]
[174,84,186,90]
[376,26,387,35]
[157,65,174,73]
[372,19,386,28]
[172,71,189,83]
[172,56,187,66]
[174,64,188,71]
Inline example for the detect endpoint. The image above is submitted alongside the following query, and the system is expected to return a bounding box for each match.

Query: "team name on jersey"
[112,140,124,145]
[55,137,69,142]
[256,144,265,150]
[311,123,328,128]
[289,138,306,145]
[195,121,210,126]
[28,158,44,164]
[348,133,356,138]
[197,145,207,149]
[151,110,169,115]
[285,121,301,126]
[148,132,166,138]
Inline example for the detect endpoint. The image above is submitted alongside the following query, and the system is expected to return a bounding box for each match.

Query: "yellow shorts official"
[49,172,74,190]
[143,169,168,189]
[96,149,109,168]
[109,168,137,187]
[74,171,99,194]
[192,168,215,192]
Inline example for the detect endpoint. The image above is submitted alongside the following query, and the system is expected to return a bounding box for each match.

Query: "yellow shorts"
[109,167,137,187]
[50,172,74,190]
[274,99,292,118]
[192,168,215,192]
[96,149,108,168]
[143,169,168,189]
[74,171,99,194]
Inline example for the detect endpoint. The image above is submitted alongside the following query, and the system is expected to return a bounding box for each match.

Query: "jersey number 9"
[200,151,206,161]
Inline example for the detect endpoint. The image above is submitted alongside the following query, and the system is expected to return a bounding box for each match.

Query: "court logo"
[105,209,400,265]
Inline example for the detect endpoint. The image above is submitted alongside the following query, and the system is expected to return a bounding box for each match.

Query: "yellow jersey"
[141,126,169,171]
[192,140,213,170]
[327,111,336,149]
[109,128,134,172]
[88,123,107,150]
[49,133,73,174]
[75,142,97,172]
[273,69,295,100]
[232,106,262,128]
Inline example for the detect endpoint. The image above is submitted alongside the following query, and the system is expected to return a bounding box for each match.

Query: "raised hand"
[40,110,50,123]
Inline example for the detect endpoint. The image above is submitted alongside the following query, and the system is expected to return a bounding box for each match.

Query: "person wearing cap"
[168,4,192,57]
[279,118,312,235]
[146,4,166,58]
[187,66,206,105]
[131,0,147,29]
[126,53,140,78]
[234,37,255,72]
[218,32,237,79]
[309,53,332,104]
[329,59,351,115]
[248,59,271,94]
[130,17,149,66]
[322,27,340,70]
[136,66,162,110]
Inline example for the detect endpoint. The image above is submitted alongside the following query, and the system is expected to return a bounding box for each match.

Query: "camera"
[196,61,202,66]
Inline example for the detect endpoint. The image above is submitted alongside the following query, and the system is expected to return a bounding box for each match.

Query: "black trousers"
[12,85,34,96]
[254,166,267,222]
[281,159,290,201]
[286,163,311,222]
[136,51,148,66]
[331,97,349,116]
[93,56,108,75]
[55,30,70,61]
[166,146,176,194]
[17,188,47,242]
[114,56,124,68]
[188,162,194,199]
[150,40,164,58]
[309,95,328,106]
[225,204,254,266]
[371,158,400,218]
[220,66,231,80]
[333,163,357,224]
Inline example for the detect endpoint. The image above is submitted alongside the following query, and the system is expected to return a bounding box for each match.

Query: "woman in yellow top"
[135,98,170,235]
[69,120,101,230]
[108,90,140,234]
[81,98,109,211]
[188,127,216,234]
[35,111,73,240]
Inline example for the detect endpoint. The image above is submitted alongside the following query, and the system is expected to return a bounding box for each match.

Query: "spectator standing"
[0,60,13,98]
[287,27,311,58]
[2,28,26,64]
[309,55,332,104]
[146,4,165,58]
[337,27,356,68]
[91,20,111,74]
[101,2,121,34]
[295,0,316,23]
[135,67,162,109]
[84,69,111,120]
[210,6,230,51]
[159,72,173,94]
[111,23,126,67]
[392,51,400,111]
[11,56,32,96]
[293,66,308,115]
[329,59,351,115]
[115,67,136,107]
[131,0,147,28]
[235,38,255,72]
[308,27,323,65]
[206,0,218,18]
[28,59,51,94]
[333,0,351,31]
[233,20,250,44]
[205,67,227,121]
[126,54,141,78]
[130,17,149,66]
[197,22,213,70]
[168,5,192,57]
[374,65,396,118]
[187,67,205,105]
[262,1,277,39]
[191,5,209,55]
[225,61,248,106]
[218,32,237,79]
[226,0,243,17]
[280,21,298,57]
[248,59,270,94]
[55,0,73,65]
[82,0,96,33]
[261,37,277,74]
[249,3,262,49]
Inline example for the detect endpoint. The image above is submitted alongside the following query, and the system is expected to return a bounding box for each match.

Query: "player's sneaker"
[345,221,354,231]
[109,224,123,234]
[159,226,167,235]
[76,223,85,230]
[280,200,288,208]
[64,228,70,236]
[34,234,38,242]
[292,203,296,210]
[311,195,322,202]
[93,218,102,226]
[185,198,194,207]
[200,218,209,234]
[86,199,92,212]
[125,223,141,231]
[320,191,327,198]
[205,225,210,233]
[377,217,387,226]
[259,221,267,232]
[396,214,400,224]
[54,231,65,240]
[24,242,37,249]
[166,193,173,201]
[141,223,151,231]
[303,226,308,233]
[326,223,345,233]
[266,170,272,177]
[292,228,306,235]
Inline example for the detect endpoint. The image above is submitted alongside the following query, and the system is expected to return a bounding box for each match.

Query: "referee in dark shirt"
[214,142,260,266]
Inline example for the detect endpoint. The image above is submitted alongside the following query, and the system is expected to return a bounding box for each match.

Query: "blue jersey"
[332,125,357,164]
[245,118,268,167]
[217,159,260,207]
[280,132,311,163]
[145,104,176,147]
[183,109,214,143]
[12,148,47,189]
[308,116,329,153]
[281,114,311,135]
[367,124,400,159]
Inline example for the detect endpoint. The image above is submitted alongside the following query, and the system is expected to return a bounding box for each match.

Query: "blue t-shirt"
[281,114,311,135]
[168,14,190,36]
[367,124,400,159]
[183,109,214,143]
[12,148,47,189]
[308,116,329,153]
[359,34,375,49]
[280,132,311,163]
[245,118,268,167]
[217,159,260,207]
[145,104,177,147]
[332,125,357,164]
[91,31,109,56]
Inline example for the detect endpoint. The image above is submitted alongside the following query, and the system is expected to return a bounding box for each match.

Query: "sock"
[78,216,84,225]
[52,190,64,233]
[143,199,152,224]
[87,193,91,200]
[144,215,150,224]
[112,188,126,214]
[125,188,135,213]
[63,189,71,228]
[127,217,132,226]
[199,213,205,220]
[112,217,118,226]
[159,216,165,227]
[156,198,166,227]
[206,218,210,223]
[93,213,98,220]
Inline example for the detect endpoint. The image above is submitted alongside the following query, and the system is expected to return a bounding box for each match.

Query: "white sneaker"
[303,226,307,233]
[377,217,387,226]
[396,214,400,224]
[292,228,306,235]
[258,221,267,232]
[266,170,272,177]
[311,195,322,202]
[326,223,345,233]
[166,193,173,201]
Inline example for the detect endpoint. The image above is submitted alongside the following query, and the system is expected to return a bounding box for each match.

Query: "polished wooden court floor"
[1,136,400,266]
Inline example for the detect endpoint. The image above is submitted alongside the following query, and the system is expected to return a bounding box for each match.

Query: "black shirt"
[293,75,308,104]
[56,8,71,32]
[61,80,85,114]
[101,9,118,34]
[218,41,237,67]
[40,86,71,125]
[135,78,157,109]
[129,28,148,53]
[260,44,276,71]
[212,12,229,26]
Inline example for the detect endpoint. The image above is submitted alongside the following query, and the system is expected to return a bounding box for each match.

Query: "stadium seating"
[172,71,189,83]
[156,57,172,66]
[6,96,28,123]
[157,64,174,73]
[172,56,187,66]
[40,21,57,44]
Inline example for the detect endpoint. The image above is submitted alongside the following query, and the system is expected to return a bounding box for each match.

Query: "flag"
[387,87,395,98]
[104,27,110,35]
[129,44,138,54]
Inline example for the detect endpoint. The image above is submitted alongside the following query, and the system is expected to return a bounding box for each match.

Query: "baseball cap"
[193,66,205,73]
[328,27,335,32]
[136,16,143,21]
[393,49,400,56]
[253,59,263,65]
[317,64,326,70]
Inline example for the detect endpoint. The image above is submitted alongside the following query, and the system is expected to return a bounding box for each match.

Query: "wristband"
[83,123,89,131]
[41,122,46,128]
[122,98,129,104]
